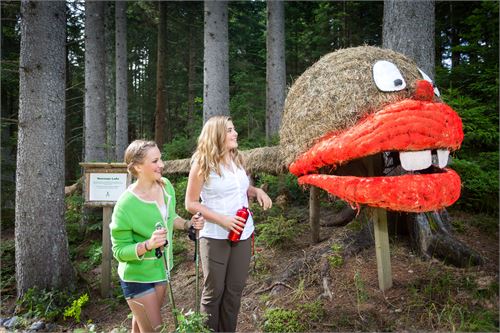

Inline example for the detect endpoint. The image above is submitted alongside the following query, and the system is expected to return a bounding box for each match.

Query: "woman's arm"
[185,162,245,233]
[248,185,273,210]
[172,215,204,231]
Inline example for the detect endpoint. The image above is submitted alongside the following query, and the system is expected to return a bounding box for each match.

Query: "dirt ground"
[1,208,498,332]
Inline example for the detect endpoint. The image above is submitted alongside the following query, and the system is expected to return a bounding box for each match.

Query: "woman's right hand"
[221,215,246,234]
[148,228,167,249]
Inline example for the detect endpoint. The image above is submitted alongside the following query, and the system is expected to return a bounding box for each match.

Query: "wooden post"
[101,206,113,298]
[363,155,392,291]
[309,185,320,243]
[372,207,392,291]
[80,163,130,298]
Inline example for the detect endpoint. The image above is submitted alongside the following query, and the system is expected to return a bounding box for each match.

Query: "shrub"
[172,310,211,333]
[449,158,499,215]
[262,308,306,333]
[256,215,303,249]
[16,288,78,321]
[63,293,89,323]
[162,136,197,160]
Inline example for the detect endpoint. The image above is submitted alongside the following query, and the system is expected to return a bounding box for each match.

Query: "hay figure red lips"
[280,46,464,213]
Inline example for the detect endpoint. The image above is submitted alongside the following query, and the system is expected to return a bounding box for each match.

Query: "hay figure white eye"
[418,68,440,97]
[373,60,406,92]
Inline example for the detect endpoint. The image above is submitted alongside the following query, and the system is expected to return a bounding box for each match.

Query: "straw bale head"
[280,46,464,212]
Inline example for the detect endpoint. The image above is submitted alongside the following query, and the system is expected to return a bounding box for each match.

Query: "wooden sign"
[81,162,131,207]
[80,162,131,297]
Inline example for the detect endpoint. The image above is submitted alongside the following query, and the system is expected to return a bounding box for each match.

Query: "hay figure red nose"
[414,80,434,101]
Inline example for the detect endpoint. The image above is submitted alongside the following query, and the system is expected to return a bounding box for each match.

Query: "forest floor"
[1,207,498,332]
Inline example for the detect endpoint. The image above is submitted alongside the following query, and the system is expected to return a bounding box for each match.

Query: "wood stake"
[309,185,320,243]
[101,206,112,298]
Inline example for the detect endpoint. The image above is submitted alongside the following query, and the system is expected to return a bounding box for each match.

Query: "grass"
[405,268,499,331]
[328,243,345,268]
[0,239,15,294]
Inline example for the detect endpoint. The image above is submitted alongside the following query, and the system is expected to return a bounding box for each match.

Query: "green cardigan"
[110,178,180,283]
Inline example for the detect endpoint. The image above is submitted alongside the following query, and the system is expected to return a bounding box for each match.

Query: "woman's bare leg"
[126,291,162,332]
[131,316,140,333]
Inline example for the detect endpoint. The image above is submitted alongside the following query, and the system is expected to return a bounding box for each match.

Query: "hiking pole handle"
[154,222,168,259]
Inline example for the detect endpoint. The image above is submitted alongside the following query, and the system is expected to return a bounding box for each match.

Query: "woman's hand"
[255,188,272,210]
[221,215,246,234]
[190,212,205,230]
[147,228,167,249]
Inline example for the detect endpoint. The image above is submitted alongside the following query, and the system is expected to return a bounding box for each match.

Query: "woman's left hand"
[255,188,272,210]
[190,212,205,230]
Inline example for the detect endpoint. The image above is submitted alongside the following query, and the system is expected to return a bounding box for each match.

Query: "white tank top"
[199,161,254,240]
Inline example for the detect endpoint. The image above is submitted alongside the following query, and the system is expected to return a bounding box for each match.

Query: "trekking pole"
[189,212,202,314]
[195,227,200,314]
[155,223,178,329]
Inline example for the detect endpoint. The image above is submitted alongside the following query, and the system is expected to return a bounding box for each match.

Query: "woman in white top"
[186,116,272,332]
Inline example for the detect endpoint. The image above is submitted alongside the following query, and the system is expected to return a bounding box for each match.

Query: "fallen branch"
[255,281,293,294]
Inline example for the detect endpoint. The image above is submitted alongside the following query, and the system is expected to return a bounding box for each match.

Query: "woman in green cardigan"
[111,140,204,333]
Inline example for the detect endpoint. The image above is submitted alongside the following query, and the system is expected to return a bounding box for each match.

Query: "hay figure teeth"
[279,46,463,213]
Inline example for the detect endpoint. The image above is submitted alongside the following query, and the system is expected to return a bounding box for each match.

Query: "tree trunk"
[449,3,460,70]
[380,0,482,267]
[115,0,128,161]
[16,0,74,297]
[155,1,167,147]
[383,0,435,79]
[203,0,229,123]
[186,2,197,128]
[85,1,107,162]
[266,0,286,144]
[105,2,115,161]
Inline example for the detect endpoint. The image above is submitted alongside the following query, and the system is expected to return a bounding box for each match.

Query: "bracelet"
[144,241,150,251]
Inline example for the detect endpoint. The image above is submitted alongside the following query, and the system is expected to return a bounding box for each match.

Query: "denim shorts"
[120,280,167,300]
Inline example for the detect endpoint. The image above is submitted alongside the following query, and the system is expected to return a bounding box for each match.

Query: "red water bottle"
[228,207,249,243]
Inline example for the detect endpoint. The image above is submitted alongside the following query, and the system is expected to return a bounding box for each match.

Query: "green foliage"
[63,293,89,323]
[162,136,198,161]
[262,301,325,332]
[297,300,325,323]
[449,158,499,215]
[408,269,499,332]
[253,173,307,205]
[78,242,102,272]
[0,239,15,293]
[328,243,344,269]
[65,194,85,225]
[171,309,211,333]
[262,308,306,333]
[354,271,368,304]
[171,176,188,216]
[255,215,303,249]
[16,288,80,322]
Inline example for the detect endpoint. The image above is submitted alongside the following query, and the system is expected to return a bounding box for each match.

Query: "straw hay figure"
[164,46,482,267]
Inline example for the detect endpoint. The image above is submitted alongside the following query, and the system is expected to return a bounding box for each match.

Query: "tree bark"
[381,0,482,267]
[266,0,286,143]
[383,0,435,79]
[16,0,74,297]
[84,1,107,162]
[105,2,115,161]
[155,1,167,147]
[203,0,229,123]
[187,2,197,127]
[115,0,128,161]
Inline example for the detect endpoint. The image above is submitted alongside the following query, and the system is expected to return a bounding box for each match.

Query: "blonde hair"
[124,140,158,177]
[191,116,244,181]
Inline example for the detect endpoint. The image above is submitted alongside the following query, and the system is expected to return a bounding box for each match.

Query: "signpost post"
[80,163,131,297]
